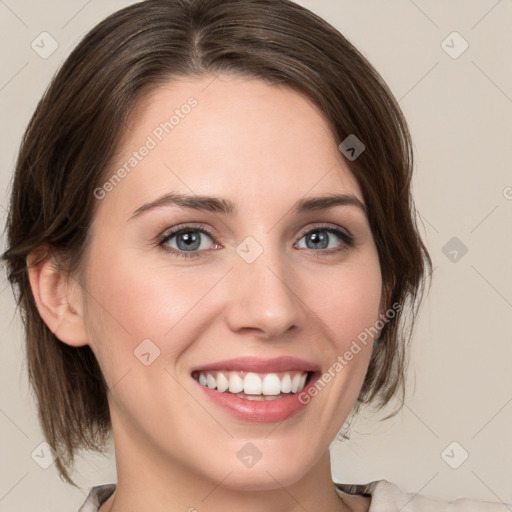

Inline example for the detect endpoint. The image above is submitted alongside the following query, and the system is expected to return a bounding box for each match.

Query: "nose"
[223,247,303,340]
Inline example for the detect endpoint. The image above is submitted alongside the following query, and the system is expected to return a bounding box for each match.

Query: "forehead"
[101,74,363,215]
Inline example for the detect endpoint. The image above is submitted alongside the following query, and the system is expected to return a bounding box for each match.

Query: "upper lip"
[191,356,320,374]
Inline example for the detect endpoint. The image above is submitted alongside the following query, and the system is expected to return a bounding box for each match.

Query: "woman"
[2,0,507,511]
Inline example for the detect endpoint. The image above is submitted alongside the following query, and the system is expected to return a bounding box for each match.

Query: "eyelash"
[157,223,355,260]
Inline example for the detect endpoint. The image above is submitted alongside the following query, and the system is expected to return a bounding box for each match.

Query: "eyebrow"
[129,191,366,220]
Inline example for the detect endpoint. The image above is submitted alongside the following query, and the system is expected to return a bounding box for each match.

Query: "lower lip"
[194,373,319,423]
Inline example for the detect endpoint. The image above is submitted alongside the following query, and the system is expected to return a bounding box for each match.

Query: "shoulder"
[77,484,116,512]
[335,479,511,512]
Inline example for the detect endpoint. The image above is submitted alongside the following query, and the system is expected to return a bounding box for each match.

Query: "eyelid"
[296,223,354,243]
[157,222,214,242]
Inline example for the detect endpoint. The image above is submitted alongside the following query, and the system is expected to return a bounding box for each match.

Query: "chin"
[217,463,311,492]
[203,441,317,492]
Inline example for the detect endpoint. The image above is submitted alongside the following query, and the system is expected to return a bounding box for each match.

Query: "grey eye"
[163,229,213,252]
[297,229,344,250]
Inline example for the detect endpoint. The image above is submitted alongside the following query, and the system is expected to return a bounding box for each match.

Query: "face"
[78,75,384,490]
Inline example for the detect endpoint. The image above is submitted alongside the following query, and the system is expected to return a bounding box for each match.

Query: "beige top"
[78,481,510,511]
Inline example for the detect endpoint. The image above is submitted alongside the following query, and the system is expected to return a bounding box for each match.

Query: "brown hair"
[2,0,431,485]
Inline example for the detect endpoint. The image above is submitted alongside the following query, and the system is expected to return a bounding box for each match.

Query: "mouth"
[190,356,321,423]
[191,369,312,401]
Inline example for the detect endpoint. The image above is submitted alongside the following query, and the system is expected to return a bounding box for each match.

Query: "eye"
[157,223,355,260]
[296,225,354,253]
[158,225,218,259]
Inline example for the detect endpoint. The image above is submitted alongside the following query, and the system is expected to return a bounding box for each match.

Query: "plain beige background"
[1,1,511,510]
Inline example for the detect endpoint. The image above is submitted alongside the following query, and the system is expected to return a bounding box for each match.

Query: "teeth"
[280,374,292,393]
[206,374,217,389]
[228,374,244,393]
[291,373,302,393]
[195,370,310,396]
[244,373,262,394]
[235,393,281,401]
[216,372,229,392]
[262,374,281,395]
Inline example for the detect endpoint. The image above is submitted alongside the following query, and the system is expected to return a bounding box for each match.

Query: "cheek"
[299,252,383,399]
[81,246,226,380]
[304,255,383,347]
[291,258,382,430]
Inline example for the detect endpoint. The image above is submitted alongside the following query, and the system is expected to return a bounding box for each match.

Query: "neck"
[102,418,352,512]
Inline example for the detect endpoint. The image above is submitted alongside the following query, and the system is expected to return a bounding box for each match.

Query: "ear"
[27,247,89,347]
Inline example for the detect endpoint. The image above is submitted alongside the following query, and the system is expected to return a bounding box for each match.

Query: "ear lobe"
[27,248,89,347]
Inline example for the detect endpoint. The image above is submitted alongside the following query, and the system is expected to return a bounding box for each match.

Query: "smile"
[192,370,310,400]
[190,356,320,422]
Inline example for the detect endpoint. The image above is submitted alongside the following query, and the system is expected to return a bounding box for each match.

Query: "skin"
[29,75,385,512]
